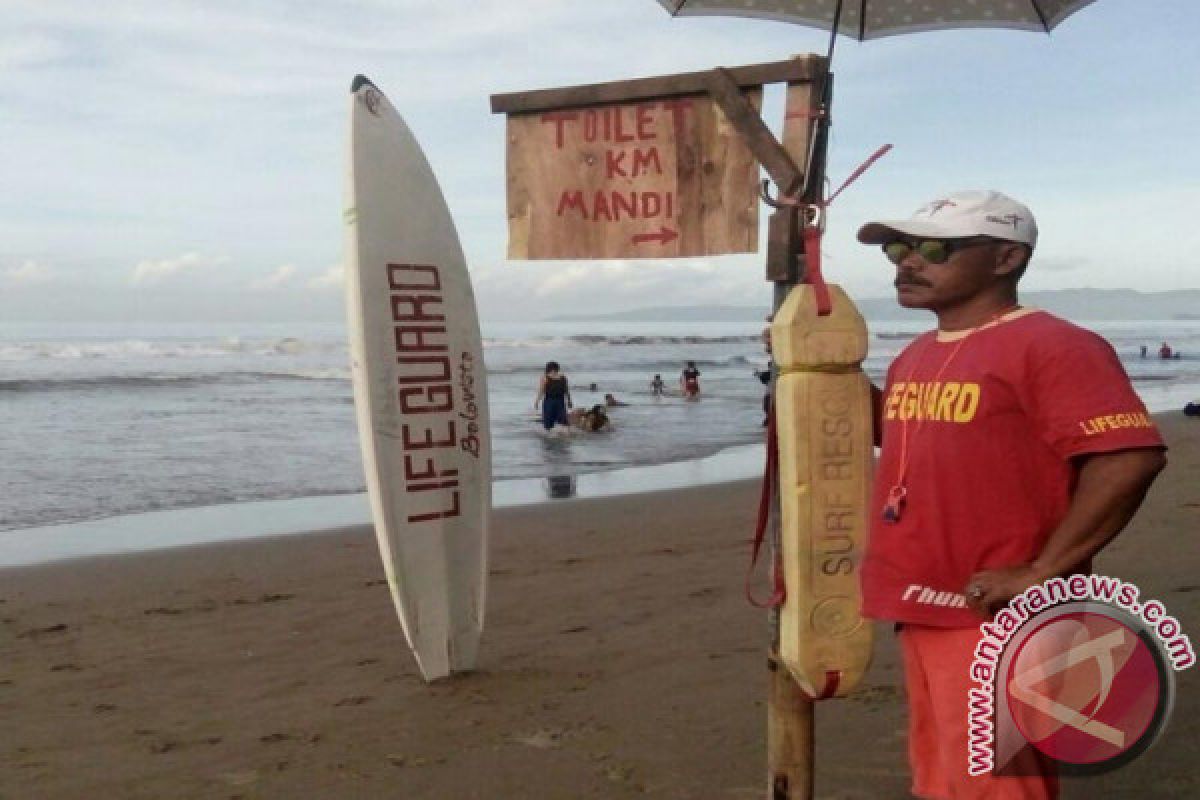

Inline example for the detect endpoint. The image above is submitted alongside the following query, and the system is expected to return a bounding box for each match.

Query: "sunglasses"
[882,237,996,266]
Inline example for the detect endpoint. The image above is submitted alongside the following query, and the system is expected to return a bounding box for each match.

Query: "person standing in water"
[534,361,572,430]
[680,361,701,400]
[650,374,665,396]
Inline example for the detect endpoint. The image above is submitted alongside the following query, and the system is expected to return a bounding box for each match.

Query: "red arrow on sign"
[631,226,679,246]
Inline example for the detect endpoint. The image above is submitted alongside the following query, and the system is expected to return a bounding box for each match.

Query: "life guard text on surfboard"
[388,263,477,523]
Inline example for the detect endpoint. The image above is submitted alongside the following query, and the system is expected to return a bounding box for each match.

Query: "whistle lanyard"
[882,308,1018,523]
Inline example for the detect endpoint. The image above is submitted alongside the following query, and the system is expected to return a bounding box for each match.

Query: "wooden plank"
[491,56,824,115]
[505,92,761,260]
[704,67,802,196]
[781,80,821,194]
[766,208,800,283]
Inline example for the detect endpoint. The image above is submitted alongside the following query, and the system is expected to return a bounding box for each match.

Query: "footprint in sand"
[219,769,259,787]
[512,728,565,750]
[17,623,68,638]
[144,603,216,616]
[232,593,295,606]
[847,685,902,707]
[602,763,638,784]
[335,696,372,707]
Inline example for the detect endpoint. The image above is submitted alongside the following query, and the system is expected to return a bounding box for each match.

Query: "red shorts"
[899,624,1059,800]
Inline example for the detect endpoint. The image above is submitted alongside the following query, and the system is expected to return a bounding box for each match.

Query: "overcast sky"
[2,0,1198,323]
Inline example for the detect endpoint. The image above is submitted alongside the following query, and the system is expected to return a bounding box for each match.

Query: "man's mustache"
[894,277,930,288]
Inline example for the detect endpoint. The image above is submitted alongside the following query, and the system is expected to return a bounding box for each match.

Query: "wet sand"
[2,415,1197,799]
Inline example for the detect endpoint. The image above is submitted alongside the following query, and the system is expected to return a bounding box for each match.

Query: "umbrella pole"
[826,0,844,65]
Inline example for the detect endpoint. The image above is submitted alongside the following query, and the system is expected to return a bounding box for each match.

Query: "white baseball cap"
[857,190,1037,249]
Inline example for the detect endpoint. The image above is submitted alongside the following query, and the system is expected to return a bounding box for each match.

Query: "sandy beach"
[2,414,1198,799]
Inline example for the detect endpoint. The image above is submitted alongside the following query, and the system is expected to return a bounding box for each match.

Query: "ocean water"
[2,317,1198,533]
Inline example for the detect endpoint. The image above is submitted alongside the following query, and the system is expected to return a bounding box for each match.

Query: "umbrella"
[655,0,1104,277]
[658,0,1098,42]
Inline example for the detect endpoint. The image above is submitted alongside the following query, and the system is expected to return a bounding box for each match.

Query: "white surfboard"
[343,75,490,682]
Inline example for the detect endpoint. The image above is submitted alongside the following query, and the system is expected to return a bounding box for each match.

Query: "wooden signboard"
[503,92,761,260]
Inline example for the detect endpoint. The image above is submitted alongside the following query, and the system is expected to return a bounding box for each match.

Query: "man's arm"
[966,447,1167,615]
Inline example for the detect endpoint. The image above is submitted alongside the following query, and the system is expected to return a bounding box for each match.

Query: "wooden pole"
[768,654,815,798]
[764,62,834,800]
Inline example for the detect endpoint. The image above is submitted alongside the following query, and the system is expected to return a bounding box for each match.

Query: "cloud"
[2,259,55,285]
[249,263,297,290]
[3,0,1198,320]
[306,264,344,290]
[0,33,68,70]
[474,257,768,320]
[1031,256,1089,273]
[129,252,221,286]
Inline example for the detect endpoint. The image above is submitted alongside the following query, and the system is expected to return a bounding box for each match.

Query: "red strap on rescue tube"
[799,144,893,318]
[826,144,892,206]
[815,670,841,700]
[801,223,833,317]
[746,407,786,609]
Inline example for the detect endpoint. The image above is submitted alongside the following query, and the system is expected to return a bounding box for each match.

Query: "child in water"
[534,361,572,430]
[680,361,701,399]
[569,405,611,432]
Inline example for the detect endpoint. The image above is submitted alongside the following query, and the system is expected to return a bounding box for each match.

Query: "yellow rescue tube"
[771,284,873,698]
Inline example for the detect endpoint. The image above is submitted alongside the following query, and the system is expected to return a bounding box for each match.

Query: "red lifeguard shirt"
[863,309,1165,628]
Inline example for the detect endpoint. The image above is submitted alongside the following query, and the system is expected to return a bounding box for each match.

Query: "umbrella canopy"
[657,0,1097,40]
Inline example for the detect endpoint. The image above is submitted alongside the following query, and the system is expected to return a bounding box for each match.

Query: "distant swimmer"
[534,361,572,430]
[569,404,611,432]
[680,361,701,400]
[1159,341,1173,359]
[650,374,665,396]
[604,393,628,407]
[758,315,773,426]
[754,367,772,426]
